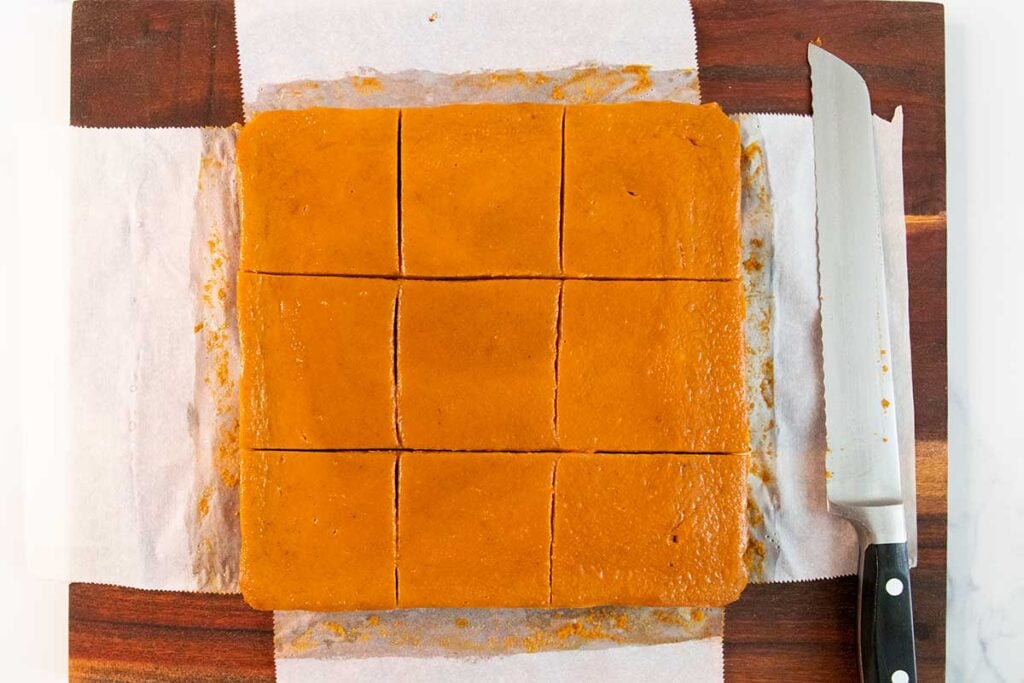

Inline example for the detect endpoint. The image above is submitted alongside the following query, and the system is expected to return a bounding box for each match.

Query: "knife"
[809,43,917,683]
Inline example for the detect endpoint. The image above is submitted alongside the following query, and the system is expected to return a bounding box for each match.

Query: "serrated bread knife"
[809,43,917,683]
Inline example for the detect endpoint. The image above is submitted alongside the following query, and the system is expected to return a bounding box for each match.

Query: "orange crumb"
[741,141,763,166]
[323,621,347,638]
[744,535,766,575]
[746,495,764,528]
[623,64,653,94]
[197,486,212,518]
[351,76,383,93]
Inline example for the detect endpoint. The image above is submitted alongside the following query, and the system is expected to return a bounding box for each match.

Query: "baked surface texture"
[236,102,748,610]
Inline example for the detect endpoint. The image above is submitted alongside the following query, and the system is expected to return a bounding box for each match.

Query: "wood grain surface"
[67,1,947,681]
[70,0,242,127]
[693,0,945,217]
[69,584,274,682]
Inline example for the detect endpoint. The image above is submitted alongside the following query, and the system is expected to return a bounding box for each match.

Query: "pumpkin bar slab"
[397,451,556,608]
[401,104,562,276]
[562,102,741,279]
[238,273,399,450]
[237,107,400,275]
[397,280,560,450]
[557,279,748,453]
[552,452,749,607]
[240,450,398,611]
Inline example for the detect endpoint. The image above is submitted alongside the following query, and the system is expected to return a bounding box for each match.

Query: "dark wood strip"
[70,0,243,127]
[725,538,944,683]
[693,0,946,216]
[70,583,271,632]
[725,579,859,682]
[906,218,948,441]
[69,584,275,683]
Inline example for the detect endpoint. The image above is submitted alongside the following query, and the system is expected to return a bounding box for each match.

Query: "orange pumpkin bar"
[240,450,397,611]
[401,104,562,276]
[557,280,748,452]
[562,102,741,279]
[397,280,560,450]
[397,451,556,607]
[237,107,399,275]
[238,273,398,450]
[552,452,749,607]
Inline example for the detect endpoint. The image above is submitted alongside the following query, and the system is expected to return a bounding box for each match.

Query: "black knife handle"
[860,542,917,683]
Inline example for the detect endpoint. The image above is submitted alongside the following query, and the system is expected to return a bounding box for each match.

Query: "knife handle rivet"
[885,578,904,596]
[891,670,909,683]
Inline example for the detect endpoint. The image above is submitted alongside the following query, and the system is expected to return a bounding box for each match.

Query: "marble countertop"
[945,0,1024,680]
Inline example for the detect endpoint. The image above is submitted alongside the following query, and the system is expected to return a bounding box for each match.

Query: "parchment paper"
[68,128,202,590]
[274,606,720,659]
[876,109,917,567]
[275,638,724,683]
[234,0,700,107]
[191,127,244,592]
[757,111,916,580]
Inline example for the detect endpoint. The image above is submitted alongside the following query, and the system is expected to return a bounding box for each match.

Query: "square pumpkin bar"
[557,280,748,453]
[563,102,741,279]
[552,452,749,607]
[401,104,562,276]
[397,451,556,608]
[397,280,560,450]
[240,450,397,611]
[238,273,398,450]
[237,107,399,275]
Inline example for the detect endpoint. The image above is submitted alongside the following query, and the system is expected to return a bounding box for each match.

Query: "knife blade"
[809,43,917,683]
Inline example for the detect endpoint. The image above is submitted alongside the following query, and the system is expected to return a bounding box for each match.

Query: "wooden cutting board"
[67,1,946,680]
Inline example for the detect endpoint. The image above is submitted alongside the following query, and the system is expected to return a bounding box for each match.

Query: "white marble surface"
[2,3,73,682]
[945,0,1024,680]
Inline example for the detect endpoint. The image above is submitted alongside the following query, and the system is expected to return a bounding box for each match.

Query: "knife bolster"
[829,502,907,548]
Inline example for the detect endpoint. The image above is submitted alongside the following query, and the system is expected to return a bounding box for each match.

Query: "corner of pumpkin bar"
[239,449,398,612]
[551,452,751,608]
[236,107,400,276]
